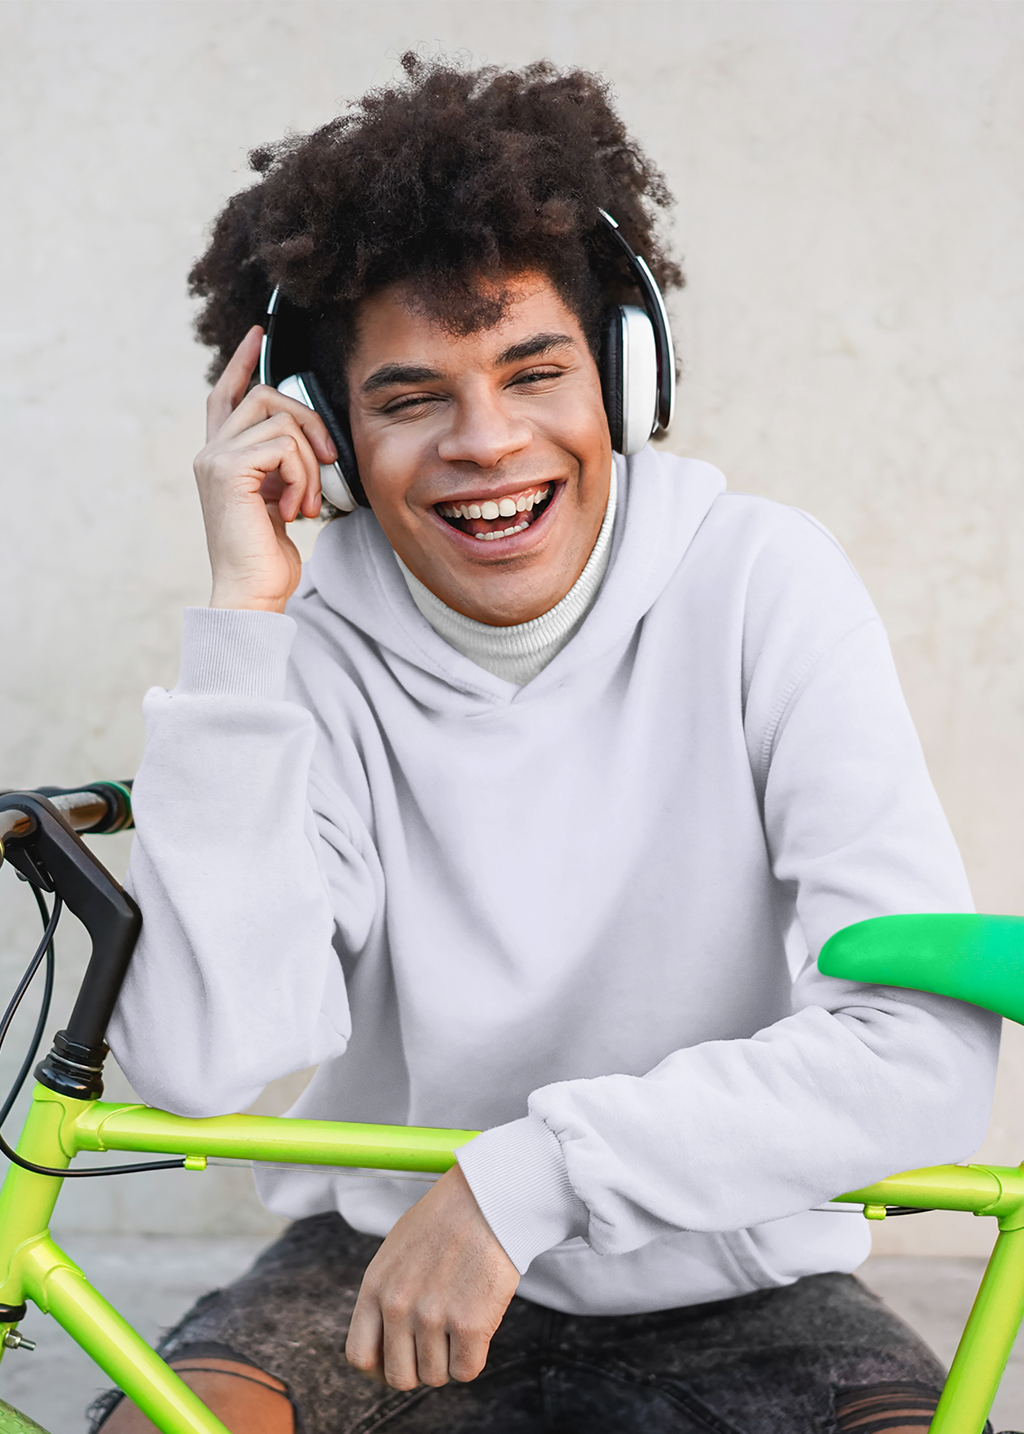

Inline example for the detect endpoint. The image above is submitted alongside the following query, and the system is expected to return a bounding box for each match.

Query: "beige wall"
[1,1,1022,1253]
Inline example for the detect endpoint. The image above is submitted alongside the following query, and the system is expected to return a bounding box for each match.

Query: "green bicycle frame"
[834,1166,1024,1433]
[0,1084,478,1434]
[0,1087,1021,1434]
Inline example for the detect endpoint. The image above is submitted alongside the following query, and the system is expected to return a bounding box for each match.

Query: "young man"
[99,57,998,1434]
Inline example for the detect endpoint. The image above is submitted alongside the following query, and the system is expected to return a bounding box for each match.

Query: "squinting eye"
[513,369,562,386]
[384,394,440,413]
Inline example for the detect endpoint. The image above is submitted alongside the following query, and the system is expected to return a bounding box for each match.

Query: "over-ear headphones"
[258,209,675,514]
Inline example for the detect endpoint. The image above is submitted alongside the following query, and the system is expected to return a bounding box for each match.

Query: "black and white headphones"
[258,209,675,513]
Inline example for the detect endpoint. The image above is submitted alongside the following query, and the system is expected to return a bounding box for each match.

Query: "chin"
[440,566,567,626]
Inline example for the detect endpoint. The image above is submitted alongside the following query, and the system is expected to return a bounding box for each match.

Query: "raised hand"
[194,326,339,612]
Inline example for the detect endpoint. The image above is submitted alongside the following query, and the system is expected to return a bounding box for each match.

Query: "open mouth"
[435,483,555,542]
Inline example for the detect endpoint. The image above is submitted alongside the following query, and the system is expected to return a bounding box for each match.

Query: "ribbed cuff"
[176,607,297,699]
[457,1115,589,1274]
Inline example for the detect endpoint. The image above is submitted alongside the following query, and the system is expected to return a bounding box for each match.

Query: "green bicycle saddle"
[818,914,1024,1026]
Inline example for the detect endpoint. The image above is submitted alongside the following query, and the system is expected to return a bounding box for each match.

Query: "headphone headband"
[596,210,675,435]
[257,286,280,388]
[261,211,675,426]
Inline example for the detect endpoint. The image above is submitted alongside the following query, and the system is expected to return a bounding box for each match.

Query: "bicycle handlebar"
[0,782,133,853]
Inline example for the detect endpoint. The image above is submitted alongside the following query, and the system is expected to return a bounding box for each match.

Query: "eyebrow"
[361,363,444,394]
[360,332,578,394]
[496,332,576,365]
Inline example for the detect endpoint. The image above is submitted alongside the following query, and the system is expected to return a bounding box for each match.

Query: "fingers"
[381,1299,425,1391]
[208,346,337,470]
[344,1166,517,1394]
[206,325,337,474]
[207,326,264,439]
[446,1322,490,1384]
[204,435,313,523]
[346,1290,490,1390]
[200,409,326,525]
[346,1288,387,1384]
[264,432,321,525]
[218,412,323,521]
[218,387,337,467]
[413,1322,451,1388]
[346,1276,454,1390]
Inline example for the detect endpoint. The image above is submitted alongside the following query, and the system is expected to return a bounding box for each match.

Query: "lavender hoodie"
[110,448,998,1315]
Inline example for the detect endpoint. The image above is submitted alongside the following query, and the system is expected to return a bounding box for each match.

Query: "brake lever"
[0,792,140,1100]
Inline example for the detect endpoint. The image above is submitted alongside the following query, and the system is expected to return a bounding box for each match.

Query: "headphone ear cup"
[617,306,659,456]
[276,375,361,512]
[600,308,625,454]
[297,371,367,511]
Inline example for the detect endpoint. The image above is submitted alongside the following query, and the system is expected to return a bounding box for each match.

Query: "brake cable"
[0,871,186,1179]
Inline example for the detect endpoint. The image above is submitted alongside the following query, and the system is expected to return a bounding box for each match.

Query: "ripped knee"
[834,1381,940,1434]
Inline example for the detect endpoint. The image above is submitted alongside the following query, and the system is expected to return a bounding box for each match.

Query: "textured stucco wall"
[1,1,1022,1254]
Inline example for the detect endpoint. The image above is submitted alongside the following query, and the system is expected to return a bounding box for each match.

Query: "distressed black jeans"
[90,1212,955,1434]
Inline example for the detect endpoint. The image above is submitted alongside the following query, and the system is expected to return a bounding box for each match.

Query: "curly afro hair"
[189,53,682,399]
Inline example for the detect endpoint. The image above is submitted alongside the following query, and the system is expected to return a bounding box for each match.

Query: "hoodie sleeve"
[458,516,1000,1272]
[107,607,372,1117]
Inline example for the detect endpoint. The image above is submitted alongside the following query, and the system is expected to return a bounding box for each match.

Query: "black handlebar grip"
[34,781,134,834]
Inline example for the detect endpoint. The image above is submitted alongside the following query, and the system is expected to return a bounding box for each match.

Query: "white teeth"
[440,485,552,528]
[474,520,530,541]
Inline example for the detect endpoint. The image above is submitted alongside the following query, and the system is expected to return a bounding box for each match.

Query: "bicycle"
[0,785,1021,1433]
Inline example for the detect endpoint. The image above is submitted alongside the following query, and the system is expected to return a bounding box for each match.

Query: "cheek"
[352,420,432,516]
[536,383,610,457]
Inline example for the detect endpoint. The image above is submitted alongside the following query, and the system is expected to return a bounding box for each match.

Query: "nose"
[436,382,532,469]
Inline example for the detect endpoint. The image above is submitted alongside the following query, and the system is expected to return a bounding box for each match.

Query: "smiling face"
[346,271,613,626]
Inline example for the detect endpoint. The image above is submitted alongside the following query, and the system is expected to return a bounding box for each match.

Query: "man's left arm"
[348,539,1000,1386]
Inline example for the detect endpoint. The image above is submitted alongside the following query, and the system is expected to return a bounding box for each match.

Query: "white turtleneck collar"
[396,464,618,687]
